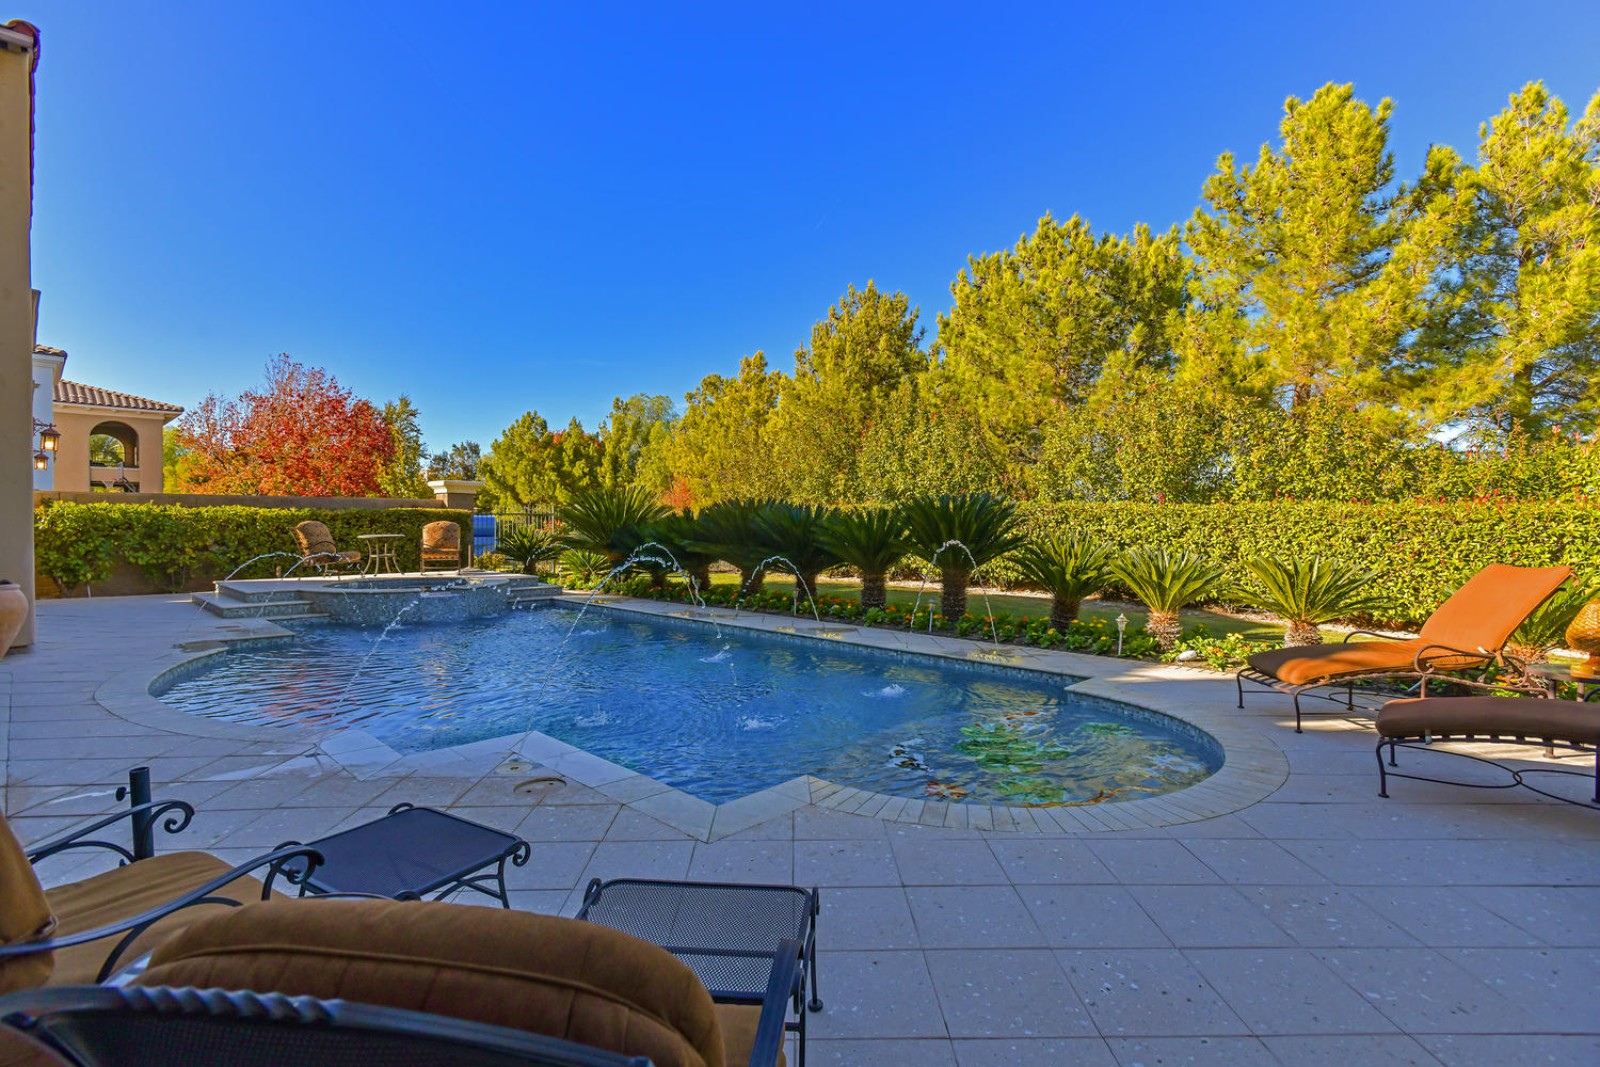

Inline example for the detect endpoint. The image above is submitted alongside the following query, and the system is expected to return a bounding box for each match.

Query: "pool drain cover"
[497,760,533,774]
[514,776,567,799]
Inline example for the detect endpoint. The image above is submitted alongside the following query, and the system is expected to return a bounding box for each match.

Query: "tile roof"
[54,379,184,415]
[32,344,66,357]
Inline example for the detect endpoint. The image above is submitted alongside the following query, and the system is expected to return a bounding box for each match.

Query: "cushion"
[0,811,56,995]
[44,852,267,986]
[1378,696,1600,745]
[136,899,728,1067]
[715,1003,785,1067]
[1246,638,1487,687]
[1418,564,1572,655]
[292,521,338,556]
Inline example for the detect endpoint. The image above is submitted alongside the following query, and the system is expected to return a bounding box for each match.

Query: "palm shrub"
[1110,548,1226,653]
[902,493,1026,620]
[495,526,565,576]
[556,486,670,566]
[819,507,910,610]
[558,548,612,587]
[1239,556,1389,648]
[752,502,840,602]
[691,499,774,594]
[1506,578,1593,663]
[640,509,719,594]
[1012,534,1115,631]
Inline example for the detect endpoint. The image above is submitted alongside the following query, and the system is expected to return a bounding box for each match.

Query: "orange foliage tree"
[170,354,396,496]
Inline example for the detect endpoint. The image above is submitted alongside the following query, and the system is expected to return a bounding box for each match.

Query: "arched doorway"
[89,420,140,491]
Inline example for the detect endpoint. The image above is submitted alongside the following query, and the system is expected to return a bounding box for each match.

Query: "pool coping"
[104,595,1288,842]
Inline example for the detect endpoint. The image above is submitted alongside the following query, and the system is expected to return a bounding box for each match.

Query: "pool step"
[191,591,327,621]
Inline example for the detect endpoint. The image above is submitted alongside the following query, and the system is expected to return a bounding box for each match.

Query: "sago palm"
[752,502,840,602]
[819,507,911,610]
[1012,534,1116,631]
[556,485,670,567]
[902,493,1026,620]
[1241,556,1389,648]
[1506,578,1591,664]
[495,525,564,576]
[690,499,774,594]
[640,509,719,594]
[1110,548,1225,652]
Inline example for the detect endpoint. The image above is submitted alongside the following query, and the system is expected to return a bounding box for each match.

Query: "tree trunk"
[1284,620,1322,647]
[940,568,970,622]
[795,572,821,610]
[650,569,667,590]
[1050,596,1081,632]
[740,568,765,596]
[1147,609,1182,652]
[861,572,888,611]
[687,566,711,597]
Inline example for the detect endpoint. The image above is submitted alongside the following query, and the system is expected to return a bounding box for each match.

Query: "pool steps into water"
[192,575,562,621]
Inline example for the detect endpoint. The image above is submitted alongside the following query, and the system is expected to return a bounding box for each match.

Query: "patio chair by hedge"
[0,770,322,997]
[420,521,462,574]
[291,521,361,576]
[33,897,799,1067]
[1236,563,1572,731]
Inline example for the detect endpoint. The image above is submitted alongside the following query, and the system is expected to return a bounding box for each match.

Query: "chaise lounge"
[290,521,361,576]
[1236,563,1572,731]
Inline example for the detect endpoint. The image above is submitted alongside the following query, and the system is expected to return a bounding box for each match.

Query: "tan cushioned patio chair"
[1375,695,1600,806]
[136,898,785,1067]
[291,520,360,573]
[0,810,300,996]
[1237,563,1573,731]
[420,520,462,573]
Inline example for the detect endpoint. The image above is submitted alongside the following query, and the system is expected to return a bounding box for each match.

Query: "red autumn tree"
[171,354,396,496]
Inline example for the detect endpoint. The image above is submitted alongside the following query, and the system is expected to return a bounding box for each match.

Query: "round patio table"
[357,533,403,575]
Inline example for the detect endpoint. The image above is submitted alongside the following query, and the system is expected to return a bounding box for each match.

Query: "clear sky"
[21,1,1600,454]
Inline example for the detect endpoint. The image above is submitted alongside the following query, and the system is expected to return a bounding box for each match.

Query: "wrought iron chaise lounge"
[1236,563,1572,731]
[1375,692,1600,806]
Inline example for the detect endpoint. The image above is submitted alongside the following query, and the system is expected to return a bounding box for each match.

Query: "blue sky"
[23,1,1600,454]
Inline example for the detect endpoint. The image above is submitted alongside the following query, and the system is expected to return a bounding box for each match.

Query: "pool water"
[159,607,1221,806]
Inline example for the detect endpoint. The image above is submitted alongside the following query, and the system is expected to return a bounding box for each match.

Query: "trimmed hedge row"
[33,502,472,594]
[1007,500,1600,627]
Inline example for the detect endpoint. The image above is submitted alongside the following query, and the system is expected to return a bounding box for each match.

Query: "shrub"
[1011,533,1115,630]
[1240,556,1389,647]
[1110,548,1226,652]
[32,501,470,594]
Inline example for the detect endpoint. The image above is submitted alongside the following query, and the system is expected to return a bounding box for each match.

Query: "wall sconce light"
[32,418,60,453]
[33,451,49,471]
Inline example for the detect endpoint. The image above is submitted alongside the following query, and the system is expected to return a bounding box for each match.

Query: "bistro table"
[279,804,530,906]
[357,533,404,575]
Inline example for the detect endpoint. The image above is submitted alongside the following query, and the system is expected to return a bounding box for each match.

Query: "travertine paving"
[4,593,1597,1066]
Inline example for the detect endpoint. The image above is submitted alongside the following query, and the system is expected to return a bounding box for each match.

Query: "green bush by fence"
[32,502,472,594]
[1007,501,1600,627]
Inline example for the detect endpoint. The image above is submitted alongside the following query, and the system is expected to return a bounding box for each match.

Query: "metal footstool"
[577,877,821,1065]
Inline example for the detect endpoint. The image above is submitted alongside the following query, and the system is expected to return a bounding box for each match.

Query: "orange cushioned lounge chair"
[0,898,796,1067]
[1236,563,1572,732]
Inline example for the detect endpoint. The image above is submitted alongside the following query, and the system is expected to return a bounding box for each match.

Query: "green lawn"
[700,572,1291,641]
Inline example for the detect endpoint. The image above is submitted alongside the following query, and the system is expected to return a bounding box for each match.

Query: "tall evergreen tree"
[666,353,783,506]
[378,395,430,498]
[1183,83,1440,415]
[599,394,677,493]
[1415,83,1600,433]
[482,412,604,505]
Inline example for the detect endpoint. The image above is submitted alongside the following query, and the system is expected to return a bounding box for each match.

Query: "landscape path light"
[1115,612,1128,656]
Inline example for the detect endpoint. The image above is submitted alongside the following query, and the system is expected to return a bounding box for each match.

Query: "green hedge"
[1008,501,1600,627]
[33,502,472,593]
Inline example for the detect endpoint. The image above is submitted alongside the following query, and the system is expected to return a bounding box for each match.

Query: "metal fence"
[472,506,559,561]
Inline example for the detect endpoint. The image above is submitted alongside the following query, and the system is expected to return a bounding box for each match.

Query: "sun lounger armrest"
[25,801,197,866]
[1341,630,1393,644]
[1410,641,1490,671]
[746,938,802,1067]
[0,846,326,969]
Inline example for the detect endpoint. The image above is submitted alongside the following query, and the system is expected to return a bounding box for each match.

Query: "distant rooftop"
[33,344,66,357]
[55,379,184,416]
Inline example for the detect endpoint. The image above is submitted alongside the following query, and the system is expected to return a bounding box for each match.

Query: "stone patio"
[3,593,1597,1066]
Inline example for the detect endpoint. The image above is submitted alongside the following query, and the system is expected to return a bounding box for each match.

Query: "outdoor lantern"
[32,450,48,471]
[38,423,59,452]
[1115,612,1128,656]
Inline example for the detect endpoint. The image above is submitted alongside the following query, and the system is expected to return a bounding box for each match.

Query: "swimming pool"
[158,606,1221,806]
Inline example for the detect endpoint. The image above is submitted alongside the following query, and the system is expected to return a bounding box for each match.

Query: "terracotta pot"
[0,580,26,659]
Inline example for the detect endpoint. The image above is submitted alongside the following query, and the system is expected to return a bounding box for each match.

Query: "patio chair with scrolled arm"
[291,521,361,576]
[0,770,323,997]
[0,898,798,1067]
[420,521,462,574]
[1236,563,1573,731]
